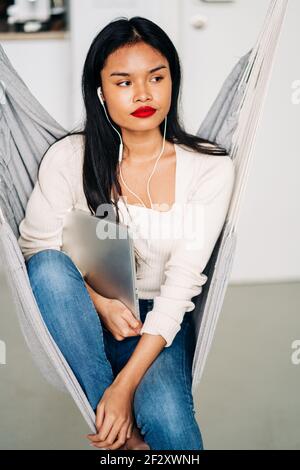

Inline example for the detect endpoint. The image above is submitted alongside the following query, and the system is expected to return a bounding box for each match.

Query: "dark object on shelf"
[0,0,67,34]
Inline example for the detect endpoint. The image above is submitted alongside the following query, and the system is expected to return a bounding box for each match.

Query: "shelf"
[0,31,70,41]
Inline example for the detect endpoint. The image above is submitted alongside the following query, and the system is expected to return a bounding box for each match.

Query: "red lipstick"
[131,106,157,118]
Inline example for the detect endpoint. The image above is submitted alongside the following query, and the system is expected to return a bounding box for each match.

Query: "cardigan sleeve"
[18,137,77,262]
[139,155,235,347]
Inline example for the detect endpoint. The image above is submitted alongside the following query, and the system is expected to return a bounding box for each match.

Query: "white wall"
[0,0,298,283]
[230,0,300,283]
[0,38,72,130]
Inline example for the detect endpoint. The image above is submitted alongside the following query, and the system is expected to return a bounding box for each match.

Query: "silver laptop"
[61,208,140,321]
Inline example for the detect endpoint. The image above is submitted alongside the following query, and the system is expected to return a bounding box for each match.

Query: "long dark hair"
[38,16,227,274]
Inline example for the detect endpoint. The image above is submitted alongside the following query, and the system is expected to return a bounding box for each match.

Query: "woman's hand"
[86,382,134,450]
[98,297,143,341]
[84,280,143,341]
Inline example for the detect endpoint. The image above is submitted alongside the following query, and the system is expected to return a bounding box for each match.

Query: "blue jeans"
[26,249,204,450]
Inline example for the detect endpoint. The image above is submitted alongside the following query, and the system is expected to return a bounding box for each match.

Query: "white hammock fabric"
[0,0,288,435]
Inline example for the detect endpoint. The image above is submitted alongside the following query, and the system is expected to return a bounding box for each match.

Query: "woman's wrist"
[84,280,110,316]
[113,372,136,397]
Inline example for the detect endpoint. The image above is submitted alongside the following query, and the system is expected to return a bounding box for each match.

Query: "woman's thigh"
[26,249,115,410]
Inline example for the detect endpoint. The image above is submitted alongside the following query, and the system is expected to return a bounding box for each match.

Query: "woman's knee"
[26,249,82,293]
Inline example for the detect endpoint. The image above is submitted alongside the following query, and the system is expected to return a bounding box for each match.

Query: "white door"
[177,0,272,132]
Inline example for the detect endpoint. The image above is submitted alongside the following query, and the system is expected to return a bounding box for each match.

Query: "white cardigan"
[18,134,235,348]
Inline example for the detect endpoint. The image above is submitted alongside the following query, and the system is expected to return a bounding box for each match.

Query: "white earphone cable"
[119,116,167,210]
[97,86,167,251]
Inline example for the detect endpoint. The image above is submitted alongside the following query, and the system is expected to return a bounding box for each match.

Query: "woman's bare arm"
[113,333,167,395]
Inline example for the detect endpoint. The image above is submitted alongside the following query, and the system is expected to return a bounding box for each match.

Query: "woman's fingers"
[126,423,133,439]
[116,316,139,338]
[89,414,114,443]
[95,423,120,448]
[121,309,142,332]
[91,422,126,449]
[108,425,128,450]
[95,401,105,430]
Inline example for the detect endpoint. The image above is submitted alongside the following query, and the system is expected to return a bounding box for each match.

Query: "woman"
[18,16,235,450]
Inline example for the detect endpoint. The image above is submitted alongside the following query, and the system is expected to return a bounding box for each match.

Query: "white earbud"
[98,88,105,107]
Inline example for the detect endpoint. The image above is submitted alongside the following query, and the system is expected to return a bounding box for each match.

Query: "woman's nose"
[133,86,152,102]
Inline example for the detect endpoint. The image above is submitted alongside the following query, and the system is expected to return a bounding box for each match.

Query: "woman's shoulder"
[65,133,85,151]
[49,133,85,156]
[41,133,85,169]
[178,144,235,202]
[37,134,85,189]
[178,143,234,180]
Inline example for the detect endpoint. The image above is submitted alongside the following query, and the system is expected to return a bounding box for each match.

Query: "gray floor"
[0,269,299,450]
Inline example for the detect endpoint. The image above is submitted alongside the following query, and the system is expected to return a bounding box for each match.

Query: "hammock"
[0,0,288,435]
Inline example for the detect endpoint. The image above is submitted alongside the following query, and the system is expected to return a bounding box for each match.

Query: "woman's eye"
[117,76,164,87]
[118,81,131,87]
[152,76,164,83]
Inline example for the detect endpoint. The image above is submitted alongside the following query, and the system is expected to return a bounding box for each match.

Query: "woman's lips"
[131,107,157,118]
